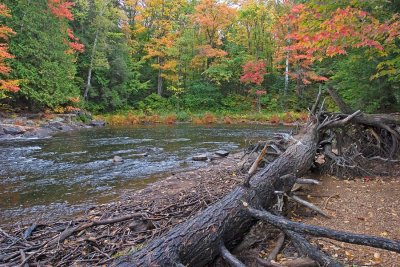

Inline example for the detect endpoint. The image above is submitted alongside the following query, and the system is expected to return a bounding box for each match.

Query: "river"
[0,124,290,225]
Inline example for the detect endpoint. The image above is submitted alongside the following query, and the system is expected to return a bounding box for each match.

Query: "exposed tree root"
[248,208,400,253]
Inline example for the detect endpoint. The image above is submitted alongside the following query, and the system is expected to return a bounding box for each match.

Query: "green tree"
[5,0,81,109]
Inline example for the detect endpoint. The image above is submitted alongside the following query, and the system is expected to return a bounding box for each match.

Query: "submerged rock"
[90,120,106,127]
[192,154,208,161]
[215,150,230,157]
[0,134,14,139]
[45,121,64,131]
[23,128,52,139]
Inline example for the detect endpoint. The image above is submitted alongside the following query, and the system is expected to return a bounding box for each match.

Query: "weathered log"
[113,124,319,266]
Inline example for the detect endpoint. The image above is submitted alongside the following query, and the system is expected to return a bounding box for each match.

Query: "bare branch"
[288,195,330,218]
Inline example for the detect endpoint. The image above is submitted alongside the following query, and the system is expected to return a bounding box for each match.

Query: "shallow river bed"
[0,124,289,225]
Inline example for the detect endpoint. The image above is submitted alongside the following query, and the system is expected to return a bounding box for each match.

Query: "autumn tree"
[0,4,19,94]
[240,60,267,112]
[191,0,236,70]
[274,1,400,111]
[139,0,188,96]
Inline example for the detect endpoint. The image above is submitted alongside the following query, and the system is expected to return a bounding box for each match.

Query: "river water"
[0,124,289,225]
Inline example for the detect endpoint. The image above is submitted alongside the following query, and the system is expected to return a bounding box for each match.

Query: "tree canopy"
[0,0,399,113]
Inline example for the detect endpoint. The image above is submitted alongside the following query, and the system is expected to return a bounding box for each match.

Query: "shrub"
[221,94,252,112]
[138,93,172,113]
[176,111,190,122]
[182,82,222,111]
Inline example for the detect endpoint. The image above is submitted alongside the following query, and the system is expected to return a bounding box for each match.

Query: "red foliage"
[66,28,84,53]
[274,3,400,86]
[0,4,19,92]
[48,0,74,21]
[255,90,267,96]
[240,60,267,86]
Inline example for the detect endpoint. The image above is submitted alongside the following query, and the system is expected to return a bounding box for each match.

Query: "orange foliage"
[283,112,295,123]
[192,0,235,65]
[127,114,140,124]
[66,28,84,53]
[164,115,177,124]
[269,114,280,124]
[197,45,228,58]
[194,113,216,124]
[0,4,19,92]
[223,116,233,124]
[193,0,236,44]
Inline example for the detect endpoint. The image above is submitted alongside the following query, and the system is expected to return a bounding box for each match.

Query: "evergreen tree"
[5,0,81,109]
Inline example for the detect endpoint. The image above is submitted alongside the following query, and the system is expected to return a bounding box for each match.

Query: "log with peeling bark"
[112,90,400,266]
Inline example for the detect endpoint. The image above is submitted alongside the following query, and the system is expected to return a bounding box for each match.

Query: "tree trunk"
[283,50,289,110]
[83,31,99,101]
[157,57,163,96]
[113,124,319,266]
[326,87,353,114]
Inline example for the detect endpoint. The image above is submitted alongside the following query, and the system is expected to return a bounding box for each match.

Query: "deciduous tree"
[0,4,19,93]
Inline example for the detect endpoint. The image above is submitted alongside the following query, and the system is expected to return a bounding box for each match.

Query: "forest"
[0,0,399,116]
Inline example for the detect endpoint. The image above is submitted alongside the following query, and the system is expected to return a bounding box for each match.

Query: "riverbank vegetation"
[0,0,399,116]
[99,111,309,125]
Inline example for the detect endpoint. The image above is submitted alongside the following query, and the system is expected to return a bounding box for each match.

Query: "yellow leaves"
[344,250,354,260]
[380,231,389,237]
[0,4,12,18]
[365,252,382,265]
[161,60,177,71]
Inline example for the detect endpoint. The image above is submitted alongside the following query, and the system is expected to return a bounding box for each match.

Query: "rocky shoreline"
[0,113,106,139]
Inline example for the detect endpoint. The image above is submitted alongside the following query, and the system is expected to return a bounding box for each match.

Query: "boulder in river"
[113,156,124,163]
[192,154,208,161]
[3,126,26,135]
[215,150,230,157]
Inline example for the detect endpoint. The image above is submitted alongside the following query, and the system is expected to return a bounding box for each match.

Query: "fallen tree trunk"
[113,124,320,266]
[113,104,400,267]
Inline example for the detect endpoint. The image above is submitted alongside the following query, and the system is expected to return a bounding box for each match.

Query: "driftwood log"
[113,91,400,266]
